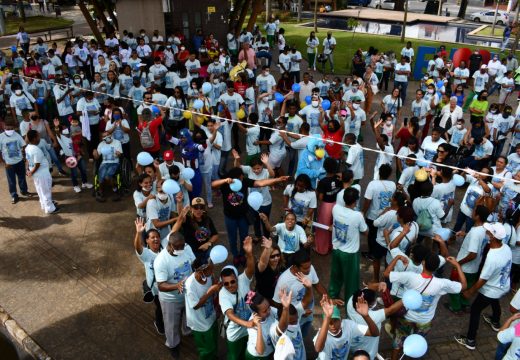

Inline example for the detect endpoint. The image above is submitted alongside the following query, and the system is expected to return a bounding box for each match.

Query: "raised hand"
[321,297,334,318]
[295,271,312,288]
[355,294,369,317]
[261,236,272,249]
[135,218,146,233]
[231,149,240,160]
[279,288,293,309]
[243,236,253,255]
[260,153,269,165]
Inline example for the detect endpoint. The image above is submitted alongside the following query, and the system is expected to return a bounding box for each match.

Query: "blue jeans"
[488,81,501,96]
[70,157,88,186]
[453,210,475,234]
[47,146,65,172]
[5,160,28,198]
[253,203,272,238]
[256,51,272,67]
[394,80,408,102]
[218,150,230,178]
[224,215,249,258]
[98,162,119,182]
[201,171,212,205]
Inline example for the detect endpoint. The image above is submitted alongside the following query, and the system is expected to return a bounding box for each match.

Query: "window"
[194,12,201,28]
[182,13,189,39]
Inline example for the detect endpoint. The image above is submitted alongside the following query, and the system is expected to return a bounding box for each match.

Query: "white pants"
[160,300,191,348]
[33,174,55,213]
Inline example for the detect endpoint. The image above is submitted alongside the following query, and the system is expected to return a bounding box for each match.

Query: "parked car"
[369,0,395,10]
[469,10,510,25]
[348,0,371,7]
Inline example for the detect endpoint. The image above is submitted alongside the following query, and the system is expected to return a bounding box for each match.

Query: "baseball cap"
[163,150,174,161]
[480,64,487,69]
[191,197,206,206]
[483,222,506,240]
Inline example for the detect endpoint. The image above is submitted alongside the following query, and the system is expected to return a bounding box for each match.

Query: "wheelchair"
[92,156,133,202]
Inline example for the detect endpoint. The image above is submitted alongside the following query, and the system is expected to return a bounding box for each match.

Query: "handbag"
[219,291,238,338]
[142,276,156,303]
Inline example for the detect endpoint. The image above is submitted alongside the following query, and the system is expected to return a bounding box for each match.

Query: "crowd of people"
[2,16,520,360]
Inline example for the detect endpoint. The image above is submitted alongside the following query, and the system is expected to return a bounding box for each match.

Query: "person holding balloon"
[254,116,287,178]
[211,168,289,266]
[145,179,180,247]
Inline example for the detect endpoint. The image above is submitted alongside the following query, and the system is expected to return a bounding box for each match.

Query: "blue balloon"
[291,83,301,92]
[10,45,17,52]
[210,245,228,264]
[274,92,285,103]
[202,82,212,94]
[193,99,204,110]
[36,97,44,105]
[247,192,263,211]
[151,105,160,114]
[403,334,428,358]
[402,289,423,310]
[218,104,224,113]
[230,179,242,192]
[305,95,312,105]
[136,151,154,166]
[436,80,444,89]
[417,159,429,168]
[181,167,195,180]
[321,99,331,111]
[452,174,465,187]
[435,228,452,241]
[162,179,180,195]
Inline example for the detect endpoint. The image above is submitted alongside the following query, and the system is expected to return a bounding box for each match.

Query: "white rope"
[13,73,520,184]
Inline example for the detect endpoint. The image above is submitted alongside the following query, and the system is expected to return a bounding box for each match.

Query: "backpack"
[139,122,155,149]
[417,200,433,232]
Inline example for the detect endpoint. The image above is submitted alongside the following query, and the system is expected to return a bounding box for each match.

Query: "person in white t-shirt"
[289,47,303,83]
[456,222,512,351]
[25,130,58,214]
[473,65,489,94]
[496,312,520,360]
[322,32,336,73]
[314,295,378,360]
[393,57,411,102]
[344,133,364,182]
[219,237,256,359]
[185,256,220,359]
[261,212,311,259]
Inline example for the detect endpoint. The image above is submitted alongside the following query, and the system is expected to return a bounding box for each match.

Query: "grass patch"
[5,16,74,35]
[283,21,505,74]
[474,25,503,38]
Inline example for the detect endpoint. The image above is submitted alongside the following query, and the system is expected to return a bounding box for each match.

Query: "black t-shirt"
[469,54,482,72]
[316,175,342,203]
[181,216,218,253]
[255,262,285,300]
[220,178,255,218]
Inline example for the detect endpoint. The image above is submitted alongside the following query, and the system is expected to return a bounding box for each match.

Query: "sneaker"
[20,191,35,197]
[454,335,476,350]
[113,187,118,193]
[11,197,18,204]
[47,207,61,215]
[482,314,500,331]
[154,321,165,335]
[82,183,94,189]
[52,200,58,206]
[73,186,81,193]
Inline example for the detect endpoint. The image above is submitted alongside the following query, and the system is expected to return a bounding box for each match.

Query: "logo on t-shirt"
[378,191,393,209]
[331,340,350,360]
[334,221,349,244]
[195,226,210,242]
[227,191,244,207]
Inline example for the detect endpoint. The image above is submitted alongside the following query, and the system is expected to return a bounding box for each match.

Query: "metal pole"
[401,0,408,43]
[437,0,442,16]
[491,1,499,35]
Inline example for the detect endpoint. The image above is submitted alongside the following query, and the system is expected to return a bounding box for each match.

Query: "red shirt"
[396,127,413,151]
[234,82,247,97]
[137,116,163,153]
[322,127,344,160]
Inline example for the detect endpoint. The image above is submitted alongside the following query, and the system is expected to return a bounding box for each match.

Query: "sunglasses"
[270,253,281,259]
[193,205,205,210]
[223,279,236,286]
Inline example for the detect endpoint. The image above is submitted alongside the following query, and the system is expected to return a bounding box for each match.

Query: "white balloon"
[247,192,263,211]
[210,245,228,264]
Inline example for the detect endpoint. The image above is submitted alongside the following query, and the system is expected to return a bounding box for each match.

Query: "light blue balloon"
[202,82,213,94]
[321,99,331,111]
[247,192,263,211]
[182,167,195,180]
[291,83,301,92]
[403,334,428,358]
[230,179,242,192]
[417,160,429,168]
[452,174,465,187]
[274,92,285,103]
[137,151,154,166]
[435,228,452,241]
[193,99,204,110]
[402,289,423,310]
[210,245,228,264]
[162,179,180,195]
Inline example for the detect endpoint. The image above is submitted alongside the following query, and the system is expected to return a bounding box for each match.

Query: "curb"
[0,305,51,360]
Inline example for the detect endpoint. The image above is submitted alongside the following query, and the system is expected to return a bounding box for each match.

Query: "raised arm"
[133,218,145,254]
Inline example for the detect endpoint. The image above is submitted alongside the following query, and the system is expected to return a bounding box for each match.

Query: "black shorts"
[512,263,520,284]
[366,219,388,260]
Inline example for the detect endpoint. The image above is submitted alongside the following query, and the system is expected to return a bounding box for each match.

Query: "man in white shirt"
[344,133,364,182]
[185,53,201,79]
[255,66,277,94]
[452,61,470,90]
[455,222,512,351]
[473,65,489,94]
[278,46,292,74]
[322,31,336,73]
[289,46,303,83]
[394,56,411,102]
[400,41,414,63]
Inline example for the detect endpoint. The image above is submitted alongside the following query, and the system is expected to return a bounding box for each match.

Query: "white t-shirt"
[323,37,336,55]
[247,309,277,357]
[185,274,217,332]
[290,51,302,72]
[270,308,306,360]
[497,323,520,360]
[394,63,411,82]
[373,209,398,248]
[456,225,487,274]
[185,59,201,78]
[479,244,512,299]
[453,67,470,85]
[286,115,304,137]
[274,223,307,254]
[346,299,384,360]
[97,140,122,165]
[460,176,488,217]
[299,105,322,135]
[201,126,223,166]
[447,126,467,148]
[283,185,317,223]
[219,272,253,342]
[25,143,50,179]
[385,223,419,265]
[218,119,233,152]
[412,197,445,235]
[473,72,489,93]
[411,99,430,125]
[256,73,276,93]
[431,181,456,223]
[136,248,160,296]
[268,130,287,168]
[278,53,292,73]
[146,197,175,243]
[493,115,515,141]
[345,143,364,180]
[242,166,272,206]
[472,139,494,159]
[398,165,418,194]
[218,92,244,119]
[332,206,368,253]
[154,245,196,302]
[421,136,446,161]
[342,89,365,103]
[314,318,368,360]
[401,47,414,60]
[364,180,397,220]
[382,95,402,115]
[374,144,394,180]
[389,272,462,324]
[77,97,101,125]
[105,119,130,144]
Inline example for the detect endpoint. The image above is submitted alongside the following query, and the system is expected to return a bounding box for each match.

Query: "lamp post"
[401,0,408,43]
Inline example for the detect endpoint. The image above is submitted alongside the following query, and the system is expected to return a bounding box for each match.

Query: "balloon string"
[13,73,520,185]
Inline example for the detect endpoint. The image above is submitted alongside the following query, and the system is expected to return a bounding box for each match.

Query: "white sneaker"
[82,183,93,189]
[73,186,81,193]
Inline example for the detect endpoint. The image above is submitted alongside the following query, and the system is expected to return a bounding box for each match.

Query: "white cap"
[480,64,488,69]
[483,222,507,240]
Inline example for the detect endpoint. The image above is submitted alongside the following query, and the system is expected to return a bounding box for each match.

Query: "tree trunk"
[314,0,318,32]
[401,0,408,42]
[229,0,245,32]
[297,0,302,22]
[236,0,251,36]
[91,0,113,35]
[266,0,271,22]
[394,0,405,11]
[78,1,103,43]
[18,0,26,22]
[457,0,469,19]
[247,0,263,32]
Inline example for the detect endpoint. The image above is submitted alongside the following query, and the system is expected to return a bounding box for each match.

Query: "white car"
[369,0,395,9]
[469,10,510,25]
